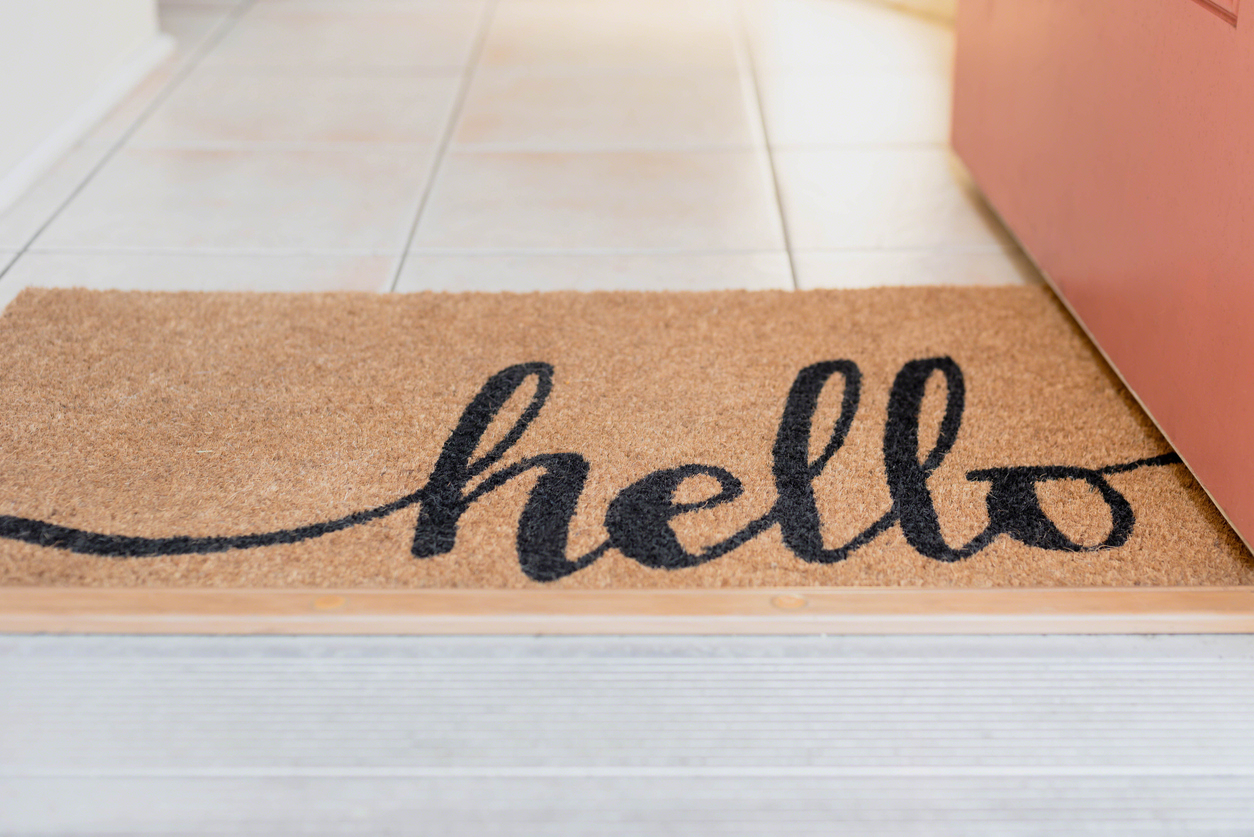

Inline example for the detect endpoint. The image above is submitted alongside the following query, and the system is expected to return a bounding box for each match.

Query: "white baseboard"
[0,33,175,215]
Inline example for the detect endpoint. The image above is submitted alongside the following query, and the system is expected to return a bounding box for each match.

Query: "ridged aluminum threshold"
[2,635,1253,835]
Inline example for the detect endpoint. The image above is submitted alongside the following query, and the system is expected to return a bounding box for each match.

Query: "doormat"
[0,286,1249,597]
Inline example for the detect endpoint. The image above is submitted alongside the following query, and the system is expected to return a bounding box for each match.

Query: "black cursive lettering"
[409,363,602,582]
[606,464,744,570]
[882,357,995,562]
[0,360,1185,579]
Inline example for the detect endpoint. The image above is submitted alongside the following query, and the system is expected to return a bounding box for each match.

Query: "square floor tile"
[0,252,396,310]
[481,0,741,71]
[130,72,462,146]
[202,2,484,71]
[0,144,110,249]
[87,71,176,149]
[252,0,485,6]
[158,4,238,57]
[744,0,953,73]
[792,247,1042,289]
[413,150,785,250]
[87,6,240,147]
[884,0,957,17]
[161,0,243,7]
[37,146,436,252]
[395,251,792,291]
[773,147,1012,250]
[454,69,761,151]
[758,69,950,146]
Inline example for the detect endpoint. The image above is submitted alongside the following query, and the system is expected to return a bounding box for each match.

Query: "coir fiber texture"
[0,286,1248,589]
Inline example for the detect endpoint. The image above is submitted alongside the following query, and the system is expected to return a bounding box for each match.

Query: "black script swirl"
[0,363,606,582]
[0,359,1183,581]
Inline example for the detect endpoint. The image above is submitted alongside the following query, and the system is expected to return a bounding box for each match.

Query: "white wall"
[0,0,165,210]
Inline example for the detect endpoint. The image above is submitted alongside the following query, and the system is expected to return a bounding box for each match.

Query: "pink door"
[952,0,1254,547]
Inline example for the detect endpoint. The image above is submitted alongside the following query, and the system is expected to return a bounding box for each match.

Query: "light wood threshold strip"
[1,587,1253,634]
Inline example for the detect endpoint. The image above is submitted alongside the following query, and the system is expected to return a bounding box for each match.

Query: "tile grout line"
[732,0,799,292]
[388,0,500,293]
[0,0,262,286]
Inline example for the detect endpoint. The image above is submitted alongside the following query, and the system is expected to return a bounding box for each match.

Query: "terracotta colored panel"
[1195,0,1239,25]
[953,0,1254,545]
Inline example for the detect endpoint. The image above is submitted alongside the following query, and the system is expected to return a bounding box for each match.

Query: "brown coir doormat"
[0,286,1249,597]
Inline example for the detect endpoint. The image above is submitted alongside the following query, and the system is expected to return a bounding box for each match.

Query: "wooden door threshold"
[2,587,1253,634]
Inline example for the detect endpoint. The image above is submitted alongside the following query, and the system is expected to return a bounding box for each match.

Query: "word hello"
[0,360,1177,581]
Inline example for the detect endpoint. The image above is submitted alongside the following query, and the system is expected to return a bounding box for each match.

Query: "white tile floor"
[0,0,1039,310]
